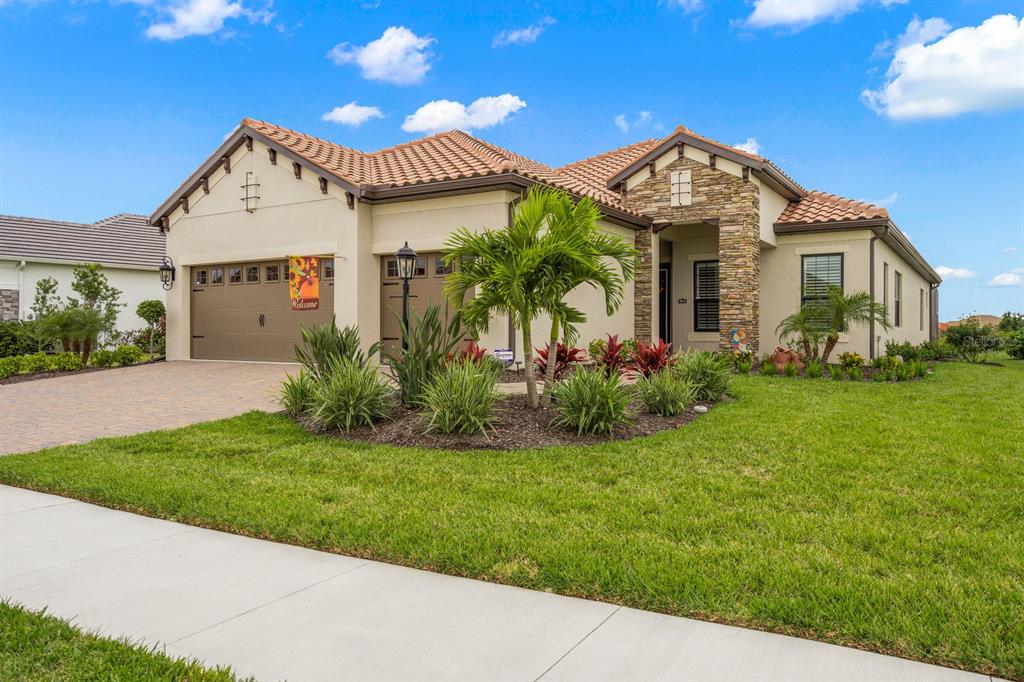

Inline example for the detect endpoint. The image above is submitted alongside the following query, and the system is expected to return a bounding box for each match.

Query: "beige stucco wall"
[760,230,874,357]
[658,225,720,351]
[873,239,932,355]
[162,139,361,360]
[0,258,162,330]
[754,178,787,247]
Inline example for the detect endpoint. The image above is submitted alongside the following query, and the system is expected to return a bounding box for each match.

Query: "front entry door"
[659,264,671,344]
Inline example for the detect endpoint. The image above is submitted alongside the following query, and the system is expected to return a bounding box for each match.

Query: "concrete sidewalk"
[0,486,994,682]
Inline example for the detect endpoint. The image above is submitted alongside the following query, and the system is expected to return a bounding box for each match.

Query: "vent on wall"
[241,171,261,213]
[670,170,692,207]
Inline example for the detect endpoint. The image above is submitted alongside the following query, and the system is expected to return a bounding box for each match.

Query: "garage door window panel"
[228,266,242,285]
[265,264,281,283]
[194,269,208,287]
[322,259,335,280]
[245,265,260,284]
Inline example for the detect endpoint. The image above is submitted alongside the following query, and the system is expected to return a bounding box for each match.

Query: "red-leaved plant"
[535,342,584,380]
[628,339,675,377]
[451,340,487,365]
[596,334,629,377]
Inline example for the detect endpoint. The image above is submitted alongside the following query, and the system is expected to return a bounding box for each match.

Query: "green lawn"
[1,360,1022,679]
[0,601,244,681]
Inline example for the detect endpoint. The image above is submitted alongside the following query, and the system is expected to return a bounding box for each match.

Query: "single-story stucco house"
[0,213,166,329]
[150,118,940,363]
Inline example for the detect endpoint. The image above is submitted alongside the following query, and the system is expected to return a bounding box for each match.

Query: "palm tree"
[443,188,566,408]
[535,192,636,405]
[818,286,890,364]
[775,307,826,360]
[444,187,636,408]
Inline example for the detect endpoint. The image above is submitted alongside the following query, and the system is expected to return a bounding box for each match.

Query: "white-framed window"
[894,271,903,327]
[670,170,692,207]
[919,289,925,332]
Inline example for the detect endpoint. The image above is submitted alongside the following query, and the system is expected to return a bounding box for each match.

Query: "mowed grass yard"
[0,601,244,681]
[1,359,1021,678]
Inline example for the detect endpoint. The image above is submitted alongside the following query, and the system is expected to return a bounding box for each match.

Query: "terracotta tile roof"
[0,213,163,268]
[239,118,887,228]
[776,190,889,225]
[244,118,641,214]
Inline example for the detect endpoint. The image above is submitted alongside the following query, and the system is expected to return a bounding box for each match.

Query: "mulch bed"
[305,394,718,451]
[0,359,163,386]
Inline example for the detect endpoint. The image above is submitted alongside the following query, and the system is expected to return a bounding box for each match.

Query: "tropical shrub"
[847,366,862,381]
[309,358,392,431]
[1005,330,1024,360]
[452,339,487,365]
[945,319,1000,363]
[907,359,928,378]
[760,359,777,376]
[735,358,752,375]
[0,356,21,379]
[279,371,317,418]
[590,334,630,378]
[891,362,913,382]
[673,350,731,401]
[634,371,697,417]
[783,362,798,378]
[551,368,632,435]
[838,352,864,369]
[20,352,50,374]
[534,342,584,381]
[49,352,84,372]
[0,321,37,358]
[805,360,823,378]
[775,307,826,360]
[136,299,166,356]
[998,311,1024,332]
[917,339,956,361]
[874,355,902,371]
[422,360,501,434]
[627,339,675,377]
[884,339,918,361]
[385,305,464,407]
[90,349,116,367]
[113,344,143,366]
[296,318,379,380]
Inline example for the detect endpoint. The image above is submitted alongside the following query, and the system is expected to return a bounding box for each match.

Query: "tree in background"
[30,277,60,320]
[68,263,123,336]
[998,312,1024,333]
[136,300,166,357]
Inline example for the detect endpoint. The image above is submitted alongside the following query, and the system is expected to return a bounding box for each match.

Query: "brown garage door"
[380,251,461,354]
[191,259,335,362]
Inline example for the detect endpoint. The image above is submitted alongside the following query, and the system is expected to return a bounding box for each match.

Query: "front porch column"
[634,226,654,342]
[718,222,760,354]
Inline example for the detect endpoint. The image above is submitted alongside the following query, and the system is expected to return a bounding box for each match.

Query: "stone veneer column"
[0,289,19,321]
[633,226,653,341]
[717,222,760,354]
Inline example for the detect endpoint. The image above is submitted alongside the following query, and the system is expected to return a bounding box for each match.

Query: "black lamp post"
[159,256,176,291]
[395,241,417,350]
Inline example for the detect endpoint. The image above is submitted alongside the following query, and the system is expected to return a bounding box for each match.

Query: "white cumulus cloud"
[740,0,904,31]
[139,0,273,41]
[613,114,630,133]
[321,102,384,127]
[989,271,1023,287]
[872,16,952,59]
[670,0,705,14]
[936,266,976,280]
[402,94,526,133]
[327,26,434,86]
[1004,246,1020,255]
[862,14,1024,120]
[733,138,762,155]
[492,16,555,47]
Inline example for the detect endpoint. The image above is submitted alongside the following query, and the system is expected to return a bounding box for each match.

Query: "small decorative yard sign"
[289,256,320,311]
[493,349,514,365]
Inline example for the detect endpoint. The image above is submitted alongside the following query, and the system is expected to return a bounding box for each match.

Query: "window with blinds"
[801,254,843,326]
[693,260,719,332]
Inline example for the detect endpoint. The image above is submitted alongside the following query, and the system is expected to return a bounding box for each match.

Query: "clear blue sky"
[1,0,1022,319]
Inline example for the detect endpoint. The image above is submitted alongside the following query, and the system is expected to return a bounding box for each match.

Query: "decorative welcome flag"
[289,256,320,311]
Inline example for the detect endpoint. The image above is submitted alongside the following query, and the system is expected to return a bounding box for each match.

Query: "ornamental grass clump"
[847,366,863,381]
[908,359,928,379]
[760,358,777,376]
[673,350,731,401]
[830,366,846,381]
[634,371,698,417]
[309,358,392,432]
[805,360,823,378]
[783,362,799,378]
[422,360,501,435]
[279,370,318,418]
[551,367,632,435]
[296,317,380,380]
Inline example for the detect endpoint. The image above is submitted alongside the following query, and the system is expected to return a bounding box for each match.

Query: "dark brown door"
[191,258,335,362]
[380,252,457,354]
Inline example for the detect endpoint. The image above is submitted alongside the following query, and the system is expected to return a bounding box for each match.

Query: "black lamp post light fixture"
[395,241,417,351]
[159,256,176,291]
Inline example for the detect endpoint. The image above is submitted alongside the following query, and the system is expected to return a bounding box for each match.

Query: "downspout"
[17,260,27,320]
[868,225,889,360]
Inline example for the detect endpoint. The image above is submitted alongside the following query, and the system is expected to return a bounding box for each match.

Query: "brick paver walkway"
[0,361,294,455]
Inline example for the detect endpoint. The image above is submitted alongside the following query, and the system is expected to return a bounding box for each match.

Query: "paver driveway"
[0,361,294,455]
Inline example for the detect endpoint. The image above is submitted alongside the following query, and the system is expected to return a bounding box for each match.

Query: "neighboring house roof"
[943,314,1001,328]
[0,213,164,269]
